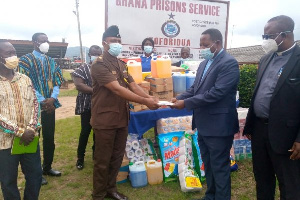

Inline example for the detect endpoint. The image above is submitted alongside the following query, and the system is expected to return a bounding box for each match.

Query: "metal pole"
[75,0,84,65]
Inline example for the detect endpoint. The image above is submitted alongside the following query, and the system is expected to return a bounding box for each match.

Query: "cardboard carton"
[129,104,143,112]
[150,90,173,101]
[138,81,150,91]
[150,83,173,92]
[145,77,172,85]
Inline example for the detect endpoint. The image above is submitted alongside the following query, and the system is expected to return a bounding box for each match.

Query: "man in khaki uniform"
[91,25,159,200]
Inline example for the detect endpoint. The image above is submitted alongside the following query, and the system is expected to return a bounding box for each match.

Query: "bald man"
[173,47,190,67]
[244,15,300,199]
[0,41,42,200]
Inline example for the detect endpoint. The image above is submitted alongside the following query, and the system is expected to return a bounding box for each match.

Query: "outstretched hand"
[145,96,159,110]
[170,99,185,109]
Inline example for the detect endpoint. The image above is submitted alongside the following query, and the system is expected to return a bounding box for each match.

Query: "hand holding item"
[145,97,160,110]
[170,100,185,109]
[289,142,300,160]
[20,128,35,146]
[171,98,177,103]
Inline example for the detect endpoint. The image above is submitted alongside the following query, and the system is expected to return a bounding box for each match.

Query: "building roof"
[2,39,68,58]
[227,40,300,64]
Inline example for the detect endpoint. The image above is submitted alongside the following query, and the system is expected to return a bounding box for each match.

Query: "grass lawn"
[59,88,78,97]
[2,116,280,200]
[62,69,73,82]
[60,70,78,97]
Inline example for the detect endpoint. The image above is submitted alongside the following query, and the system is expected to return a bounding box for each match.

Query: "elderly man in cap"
[172,47,190,67]
[91,25,159,200]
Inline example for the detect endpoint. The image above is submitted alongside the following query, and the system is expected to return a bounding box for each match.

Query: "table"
[129,108,193,138]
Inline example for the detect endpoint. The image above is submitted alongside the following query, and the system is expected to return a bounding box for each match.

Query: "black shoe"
[76,159,84,170]
[41,176,48,185]
[43,169,61,176]
[105,192,128,200]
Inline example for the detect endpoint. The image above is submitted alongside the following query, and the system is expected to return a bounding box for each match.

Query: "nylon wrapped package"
[139,138,157,162]
[156,116,193,134]
[125,134,144,163]
[178,132,202,192]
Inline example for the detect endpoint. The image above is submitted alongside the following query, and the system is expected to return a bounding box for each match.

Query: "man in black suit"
[243,15,300,200]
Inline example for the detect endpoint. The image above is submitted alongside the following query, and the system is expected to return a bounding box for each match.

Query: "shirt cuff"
[35,91,45,103]
[51,86,60,99]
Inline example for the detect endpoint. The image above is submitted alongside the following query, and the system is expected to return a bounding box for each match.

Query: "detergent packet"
[158,131,184,182]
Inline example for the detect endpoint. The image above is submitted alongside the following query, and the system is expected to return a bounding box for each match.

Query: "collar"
[103,51,118,62]
[0,71,21,82]
[210,48,224,61]
[276,43,296,56]
[142,53,154,58]
[32,50,46,58]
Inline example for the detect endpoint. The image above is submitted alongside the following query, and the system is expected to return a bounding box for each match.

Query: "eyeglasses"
[262,31,291,40]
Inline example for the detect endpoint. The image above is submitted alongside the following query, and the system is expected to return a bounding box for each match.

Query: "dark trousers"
[252,118,300,200]
[198,134,233,200]
[0,146,42,200]
[41,111,56,172]
[77,110,94,160]
[92,127,128,200]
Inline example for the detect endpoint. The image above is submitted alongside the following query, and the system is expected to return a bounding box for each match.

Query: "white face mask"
[1,56,19,69]
[39,42,50,53]
[261,33,283,54]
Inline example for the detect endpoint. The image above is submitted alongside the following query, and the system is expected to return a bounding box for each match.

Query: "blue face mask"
[106,42,122,57]
[144,46,153,54]
[90,56,97,62]
[200,43,216,60]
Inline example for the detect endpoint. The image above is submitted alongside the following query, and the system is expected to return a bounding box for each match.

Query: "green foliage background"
[238,64,258,108]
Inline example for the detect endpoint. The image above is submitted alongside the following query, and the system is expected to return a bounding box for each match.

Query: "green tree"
[238,64,258,108]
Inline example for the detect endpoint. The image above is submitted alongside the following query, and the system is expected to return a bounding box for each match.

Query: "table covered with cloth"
[128,108,193,138]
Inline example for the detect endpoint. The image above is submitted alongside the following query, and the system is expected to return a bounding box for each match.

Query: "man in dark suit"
[243,15,300,199]
[171,28,239,200]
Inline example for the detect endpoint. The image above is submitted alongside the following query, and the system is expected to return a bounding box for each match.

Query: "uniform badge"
[123,70,129,78]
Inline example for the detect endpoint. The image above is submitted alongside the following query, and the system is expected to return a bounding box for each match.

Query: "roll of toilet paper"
[127,150,135,159]
[135,148,143,157]
[132,140,140,149]
[138,156,144,162]
[131,157,139,163]
[125,142,132,151]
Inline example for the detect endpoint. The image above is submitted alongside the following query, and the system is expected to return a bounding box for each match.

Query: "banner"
[106,0,229,61]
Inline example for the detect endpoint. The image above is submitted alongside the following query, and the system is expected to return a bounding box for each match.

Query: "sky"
[0,0,299,49]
